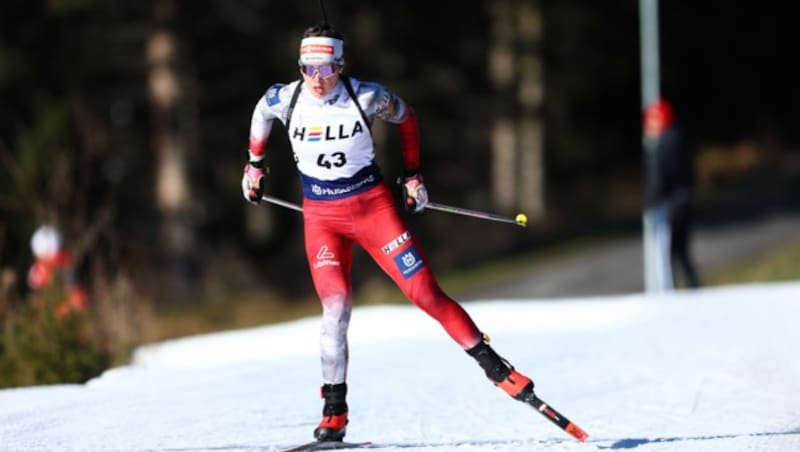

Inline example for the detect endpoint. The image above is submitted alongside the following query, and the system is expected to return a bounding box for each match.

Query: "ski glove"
[241,162,266,204]
[402,173,429,213]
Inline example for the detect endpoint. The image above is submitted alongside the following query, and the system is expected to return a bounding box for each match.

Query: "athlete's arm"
[396,105,420,176]
[361,81,425,210]
[248,84,289,164]
[361,82,420,175]
[242,83,289,203]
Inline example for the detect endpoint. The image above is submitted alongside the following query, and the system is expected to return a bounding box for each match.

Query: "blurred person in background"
[644,98,701,289]
[27,224,88,317]
[240,23,537,443]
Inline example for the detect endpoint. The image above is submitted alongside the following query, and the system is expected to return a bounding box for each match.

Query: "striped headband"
[299,36,345,66]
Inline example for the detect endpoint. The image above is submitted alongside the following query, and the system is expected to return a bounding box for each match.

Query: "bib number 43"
[317,152,346,169]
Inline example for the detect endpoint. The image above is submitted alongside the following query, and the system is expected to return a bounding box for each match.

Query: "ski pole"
[261,194,528,227]
[425,202,527,227]
[261,194,304,213]
[394,176,526,227]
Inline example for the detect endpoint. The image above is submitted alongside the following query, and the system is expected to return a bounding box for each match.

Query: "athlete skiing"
[241,23,537,443]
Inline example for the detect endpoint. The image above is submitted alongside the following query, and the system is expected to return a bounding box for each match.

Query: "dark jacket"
[645,124,694,210]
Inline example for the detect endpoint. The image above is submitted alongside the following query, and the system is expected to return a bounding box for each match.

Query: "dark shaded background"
[2,1,799,314]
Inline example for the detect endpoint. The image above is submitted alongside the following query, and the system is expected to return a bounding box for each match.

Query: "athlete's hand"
[403,173,429,213]
[241,162,266,204]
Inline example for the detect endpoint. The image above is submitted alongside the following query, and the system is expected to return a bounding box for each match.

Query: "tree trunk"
[488,0,545,220]
[516,0,545,219]
[146,0,196,302]
[488,0,517,213]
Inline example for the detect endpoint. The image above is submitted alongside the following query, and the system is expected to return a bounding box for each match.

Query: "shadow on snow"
[599,429,800,449]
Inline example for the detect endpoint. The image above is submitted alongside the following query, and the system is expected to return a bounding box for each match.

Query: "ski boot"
[466,334,535,401]
[313,383,348,441]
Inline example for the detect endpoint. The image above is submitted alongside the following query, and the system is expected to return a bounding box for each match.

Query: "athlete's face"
[300,64,341,98]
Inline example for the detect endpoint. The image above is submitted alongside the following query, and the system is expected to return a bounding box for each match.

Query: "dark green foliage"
[0,282,110,389]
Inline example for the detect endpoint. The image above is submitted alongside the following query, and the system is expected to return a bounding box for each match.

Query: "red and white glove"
[241,162,266,204]
[402,173,429,213]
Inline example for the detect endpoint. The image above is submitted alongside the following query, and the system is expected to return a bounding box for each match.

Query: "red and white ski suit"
[248,77,481,383]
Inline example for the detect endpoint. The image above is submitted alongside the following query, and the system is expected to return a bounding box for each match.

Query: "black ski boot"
[313,383,348,441]
[466,335,534,401]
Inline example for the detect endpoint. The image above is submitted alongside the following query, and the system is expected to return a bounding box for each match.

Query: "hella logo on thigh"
[382,231,411,254]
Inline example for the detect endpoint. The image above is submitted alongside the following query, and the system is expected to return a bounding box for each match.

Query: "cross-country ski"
[281,440,373,452]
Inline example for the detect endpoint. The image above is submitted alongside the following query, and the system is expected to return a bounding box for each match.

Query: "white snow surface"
[1,282,799,451]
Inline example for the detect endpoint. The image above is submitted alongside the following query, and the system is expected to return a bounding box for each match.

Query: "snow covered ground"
[1,282,799,451]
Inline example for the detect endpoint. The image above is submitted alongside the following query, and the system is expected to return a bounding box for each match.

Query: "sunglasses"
[299,64,338,79]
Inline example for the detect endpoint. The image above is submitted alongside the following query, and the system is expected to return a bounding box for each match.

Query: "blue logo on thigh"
[394,246,425,279]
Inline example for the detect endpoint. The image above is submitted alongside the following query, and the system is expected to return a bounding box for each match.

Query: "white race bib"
[289,96,374,180]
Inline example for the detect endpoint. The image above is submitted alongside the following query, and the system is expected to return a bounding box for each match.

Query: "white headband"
[299,36,345,66]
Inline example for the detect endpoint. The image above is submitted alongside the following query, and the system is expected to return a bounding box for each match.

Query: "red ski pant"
[302,183,481,383]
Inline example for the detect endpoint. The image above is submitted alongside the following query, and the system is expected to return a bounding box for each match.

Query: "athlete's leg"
[353,186,481,349]
[303,202,355,442]
[351,185,534,398]
[303,215,355,384]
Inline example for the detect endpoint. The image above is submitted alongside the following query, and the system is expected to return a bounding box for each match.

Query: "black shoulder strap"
[341,75,372,132]
[285,80,303,133]
[285,77,372,133]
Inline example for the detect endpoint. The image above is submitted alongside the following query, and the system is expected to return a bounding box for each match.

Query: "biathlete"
[241,22,535,442]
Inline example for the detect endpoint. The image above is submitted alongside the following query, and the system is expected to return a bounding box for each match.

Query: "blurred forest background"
[2,0,800,386]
